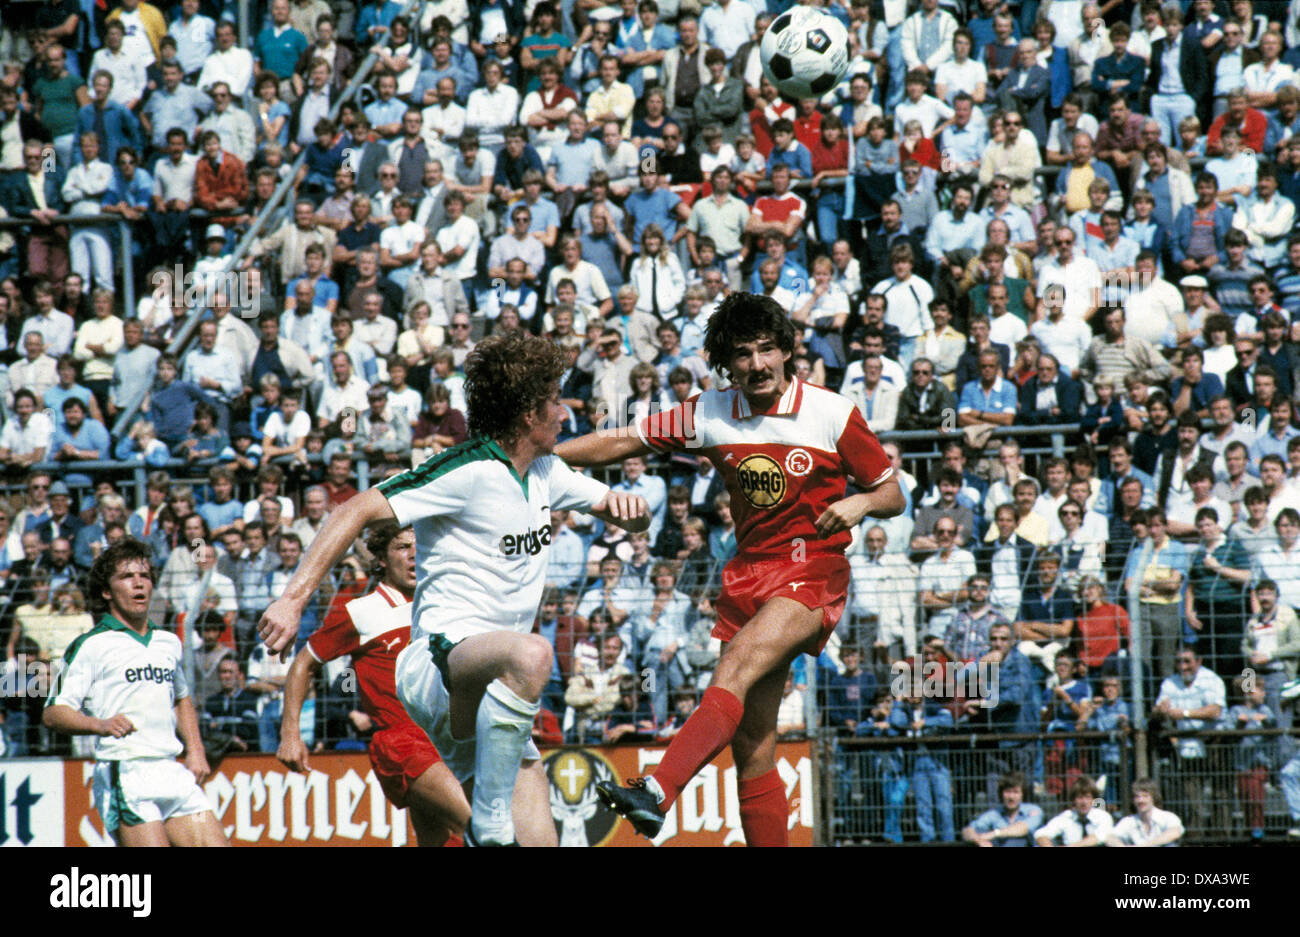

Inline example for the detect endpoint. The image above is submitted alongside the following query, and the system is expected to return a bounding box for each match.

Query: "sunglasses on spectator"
[451,322,470,329]
[912,367,932,375]
[991,182,1009,189]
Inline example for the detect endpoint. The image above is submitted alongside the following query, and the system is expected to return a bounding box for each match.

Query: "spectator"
[1035,776,1114,846]
[1153,647,1226,837]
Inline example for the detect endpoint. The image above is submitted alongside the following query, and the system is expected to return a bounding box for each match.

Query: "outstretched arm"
[555,429,652,467]
[589,491,650,533]
[259,488,396,656]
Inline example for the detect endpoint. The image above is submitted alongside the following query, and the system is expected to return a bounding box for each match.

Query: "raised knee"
[511,634,554,685]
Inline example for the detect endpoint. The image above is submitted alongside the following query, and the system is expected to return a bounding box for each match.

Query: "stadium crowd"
[0,0,1297,842]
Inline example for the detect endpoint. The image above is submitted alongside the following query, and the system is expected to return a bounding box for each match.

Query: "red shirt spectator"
[1075,589,1131,669]
[809,132,849,177]
[900,135,943,171]
[1207,105,1269,156]
[194,145,250,225]
[793,107,822,151]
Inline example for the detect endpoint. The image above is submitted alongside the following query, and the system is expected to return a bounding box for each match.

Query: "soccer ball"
[760,6,851,100]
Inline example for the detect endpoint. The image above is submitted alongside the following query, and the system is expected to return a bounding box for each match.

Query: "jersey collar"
[732,377,803,420]
[483,436,530,497]
[374,582,411,607]
[99,614,154,647]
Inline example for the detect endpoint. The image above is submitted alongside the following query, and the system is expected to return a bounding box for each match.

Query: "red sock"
[739,769,789,847]
[652,687,743,808]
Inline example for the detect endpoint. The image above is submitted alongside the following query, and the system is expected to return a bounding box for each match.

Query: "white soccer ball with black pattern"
[760,6,851,100]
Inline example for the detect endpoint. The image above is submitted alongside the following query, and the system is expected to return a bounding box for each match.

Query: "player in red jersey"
[277,523,470,846]
[556,292,906,844]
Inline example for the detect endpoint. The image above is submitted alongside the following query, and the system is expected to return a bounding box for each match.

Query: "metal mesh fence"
[1,431,1298,844]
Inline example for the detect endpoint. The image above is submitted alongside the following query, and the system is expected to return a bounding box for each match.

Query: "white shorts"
[92,758,212,833]
[395,641,540,785]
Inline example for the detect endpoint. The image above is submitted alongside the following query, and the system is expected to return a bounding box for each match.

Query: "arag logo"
[736,454,786,508]
[545,749,620,847]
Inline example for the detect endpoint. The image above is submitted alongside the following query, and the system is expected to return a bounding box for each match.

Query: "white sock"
[644,776,666,805]
[471,679,539,845]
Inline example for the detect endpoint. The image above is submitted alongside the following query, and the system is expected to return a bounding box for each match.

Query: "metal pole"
[238,0,250,51]
[118,220,135,318]
[133,465,147,511]
[1127,541,1149,776]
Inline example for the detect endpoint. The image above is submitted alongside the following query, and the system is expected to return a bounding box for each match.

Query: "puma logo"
[382,637,401,652]
[789,581,806,592]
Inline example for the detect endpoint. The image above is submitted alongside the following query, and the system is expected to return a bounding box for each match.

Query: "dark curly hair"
[463,332,567,441]
[703,292,797,381]
[88,538,156,617]
[365,521,410,578]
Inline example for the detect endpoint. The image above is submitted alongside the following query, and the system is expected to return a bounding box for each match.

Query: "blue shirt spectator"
[254,24,308,80]
[958,374,1018,420]
[625,183,682,245]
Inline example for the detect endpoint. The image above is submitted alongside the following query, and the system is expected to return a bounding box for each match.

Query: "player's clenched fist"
[97,714,136,738]
[185,749,212,785]
[259,598,301,657]
[814,497,868,537]
[277,736,311,775]
[596,492,650,532]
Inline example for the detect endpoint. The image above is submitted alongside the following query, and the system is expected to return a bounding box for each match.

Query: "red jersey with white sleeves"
[637,378,893,557]
[307,582,414,732]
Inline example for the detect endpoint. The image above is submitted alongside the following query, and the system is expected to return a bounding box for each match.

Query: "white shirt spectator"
[197,46,255,96]
[421,101,467,157]
[260,409,311,449]
[0,410,54,457]
[917,547,976,637]
[699,0,756,58]
[1108,808,1184,845]
[1046,114,1100,158]
[19,311,76,357]
[319,374,370,424]
[89,48,148,107]
[464,84,520,149]
[894,94,955,138]
[1037,806,1114,845]
[355,314,399,358]
[435,215,481,281]
[152,152,199,204]
[546,260,612,309]
[1036,255,1102,322]
[1030,314,1092,374]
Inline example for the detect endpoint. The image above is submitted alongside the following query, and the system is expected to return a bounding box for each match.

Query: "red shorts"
[369,721,442,809]
[713,552,850,653]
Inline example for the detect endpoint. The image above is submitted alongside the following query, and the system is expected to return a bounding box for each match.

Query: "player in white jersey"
[44,539,229,847]
[260,332,649,846]
[278,523,472,846]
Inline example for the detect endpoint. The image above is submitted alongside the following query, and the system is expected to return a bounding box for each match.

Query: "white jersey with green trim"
[377,437,609,644]
[49,616,188,761]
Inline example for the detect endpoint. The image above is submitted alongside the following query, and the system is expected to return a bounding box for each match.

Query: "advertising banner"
[46,740,814,846]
